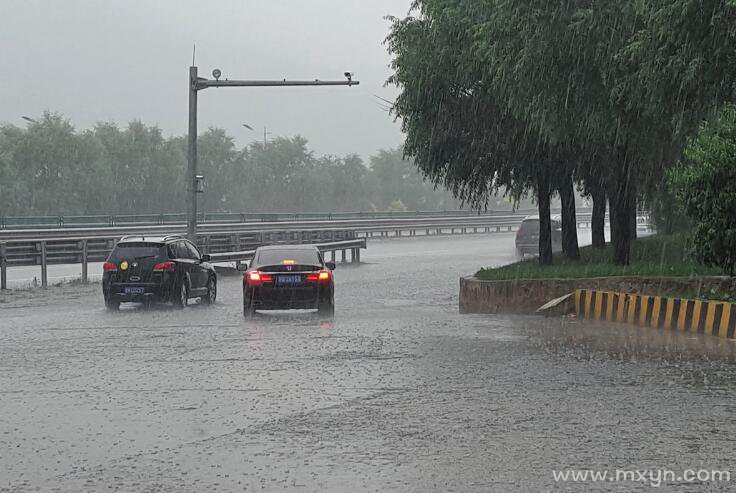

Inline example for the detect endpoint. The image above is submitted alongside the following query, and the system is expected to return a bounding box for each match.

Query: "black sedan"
[240,245,336,317]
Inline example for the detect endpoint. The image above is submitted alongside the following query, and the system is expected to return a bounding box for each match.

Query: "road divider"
[575,289,736,339]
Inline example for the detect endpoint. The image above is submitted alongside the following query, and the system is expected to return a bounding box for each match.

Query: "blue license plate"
[277,275,302,285]
[124,287,145,295]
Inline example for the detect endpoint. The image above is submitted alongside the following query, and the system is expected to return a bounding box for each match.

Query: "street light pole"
[185,66,359,241]
[187,66,199,241]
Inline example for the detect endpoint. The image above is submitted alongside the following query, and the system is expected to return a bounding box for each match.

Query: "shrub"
[670,104,736,276]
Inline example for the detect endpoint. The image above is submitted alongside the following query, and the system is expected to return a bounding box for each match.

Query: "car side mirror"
[201,254,211,262]
[236,261,249,272]
[325,261,336,271]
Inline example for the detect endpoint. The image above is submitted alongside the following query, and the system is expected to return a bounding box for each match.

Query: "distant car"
[515,215,563,257]
[102,235,217,310]
[240,245,336,317]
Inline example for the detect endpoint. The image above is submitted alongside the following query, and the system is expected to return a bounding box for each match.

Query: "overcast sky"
[1,0,414,158]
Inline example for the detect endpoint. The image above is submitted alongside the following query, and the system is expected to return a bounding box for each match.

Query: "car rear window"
[257,249,321,266]
[109,242,164,262]
[519,219,540,234]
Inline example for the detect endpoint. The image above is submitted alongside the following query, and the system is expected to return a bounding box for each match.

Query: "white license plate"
[124,287,145,295]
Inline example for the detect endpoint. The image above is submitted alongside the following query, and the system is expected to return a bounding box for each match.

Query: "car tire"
[203,276,217,305]
[243,290,255,318]
[173,279,189,309]
[105,299,120,311]
[318,298,335,317]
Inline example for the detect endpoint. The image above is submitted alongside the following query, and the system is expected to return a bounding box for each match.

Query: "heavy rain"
[2,1,736,491]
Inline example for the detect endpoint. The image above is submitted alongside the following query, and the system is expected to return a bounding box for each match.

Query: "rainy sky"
[1,0,412,157]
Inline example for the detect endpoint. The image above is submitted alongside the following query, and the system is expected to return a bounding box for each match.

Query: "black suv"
[102,235,217,310]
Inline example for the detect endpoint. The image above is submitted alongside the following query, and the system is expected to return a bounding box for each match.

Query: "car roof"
[521,214,561,222]
[256,244,319,251]
[117,235,185,244]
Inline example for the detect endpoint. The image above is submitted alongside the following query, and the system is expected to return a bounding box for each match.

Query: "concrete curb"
[460,276,736,316]
[575,289,736,339]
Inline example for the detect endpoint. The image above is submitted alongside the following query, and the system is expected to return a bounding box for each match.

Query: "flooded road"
[2,233,735,491]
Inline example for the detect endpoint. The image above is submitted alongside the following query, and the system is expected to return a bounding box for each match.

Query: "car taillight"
[306,270,331,282]
[103,261,117,272]
[248,271,273,283]
[153,261,176,271]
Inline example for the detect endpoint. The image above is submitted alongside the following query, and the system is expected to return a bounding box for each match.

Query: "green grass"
[477,235,723,281]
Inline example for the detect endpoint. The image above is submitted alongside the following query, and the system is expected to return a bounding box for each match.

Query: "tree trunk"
[559,174,580,260]
[610,159,633,266]
[537,173,553,266]
[629,194,638,240]
[591,187,607,249]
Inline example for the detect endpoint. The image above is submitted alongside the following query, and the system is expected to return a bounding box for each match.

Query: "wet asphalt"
[2,234,736,492]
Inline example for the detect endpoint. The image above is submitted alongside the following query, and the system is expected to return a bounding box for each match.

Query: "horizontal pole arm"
[196,79,359,90]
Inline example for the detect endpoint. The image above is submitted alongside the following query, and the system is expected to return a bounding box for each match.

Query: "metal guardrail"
[0,213,651,290]
[208,239,367,265]
[0,209,552,230]
[0,229,359,289]
[0,212,608,241]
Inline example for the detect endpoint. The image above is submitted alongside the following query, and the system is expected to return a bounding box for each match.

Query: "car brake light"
[153,261,176,271]
[248,271,273,283]
[103,261,117,272]
[307,270,331,281]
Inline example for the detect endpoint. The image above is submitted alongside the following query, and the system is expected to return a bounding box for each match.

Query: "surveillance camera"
[344,72,353,80]
[212,69,222,81]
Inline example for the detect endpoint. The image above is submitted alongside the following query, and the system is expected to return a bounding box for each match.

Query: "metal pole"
[40,241,47,288]
[184,68,358,241]
[0,243,7,290]
[187,66,199,241]
[81,240,88,283]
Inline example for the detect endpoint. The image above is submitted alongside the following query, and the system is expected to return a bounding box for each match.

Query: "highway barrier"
[0,230,360,289]
[1,212,651,290]
[0,209,547,230]
[207,239,366,265]
[575,289,736,339]
[0,211,649,242]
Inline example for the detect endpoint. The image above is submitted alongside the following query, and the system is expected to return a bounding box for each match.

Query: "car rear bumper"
[516,242,538,253]
[247,284,332,310]
[103,282,171,303]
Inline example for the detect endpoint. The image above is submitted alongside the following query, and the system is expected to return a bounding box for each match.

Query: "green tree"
[387,1,577,264]
[0,115,468,219]
[670,104,736,276]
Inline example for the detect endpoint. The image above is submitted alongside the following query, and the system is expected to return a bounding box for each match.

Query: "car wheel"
[105,299,120,311]
[318,298,335,317]
[203,276,217,305]
[174,279,188,309]
[243,290,255,318]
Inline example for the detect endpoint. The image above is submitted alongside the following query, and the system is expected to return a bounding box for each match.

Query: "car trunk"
[108,244,165,284]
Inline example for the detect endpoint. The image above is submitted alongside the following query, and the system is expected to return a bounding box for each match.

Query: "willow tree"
[387,1,578,264]
[463,0,734,264]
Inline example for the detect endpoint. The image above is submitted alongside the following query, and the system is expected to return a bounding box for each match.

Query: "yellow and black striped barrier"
[574,289,736,339]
